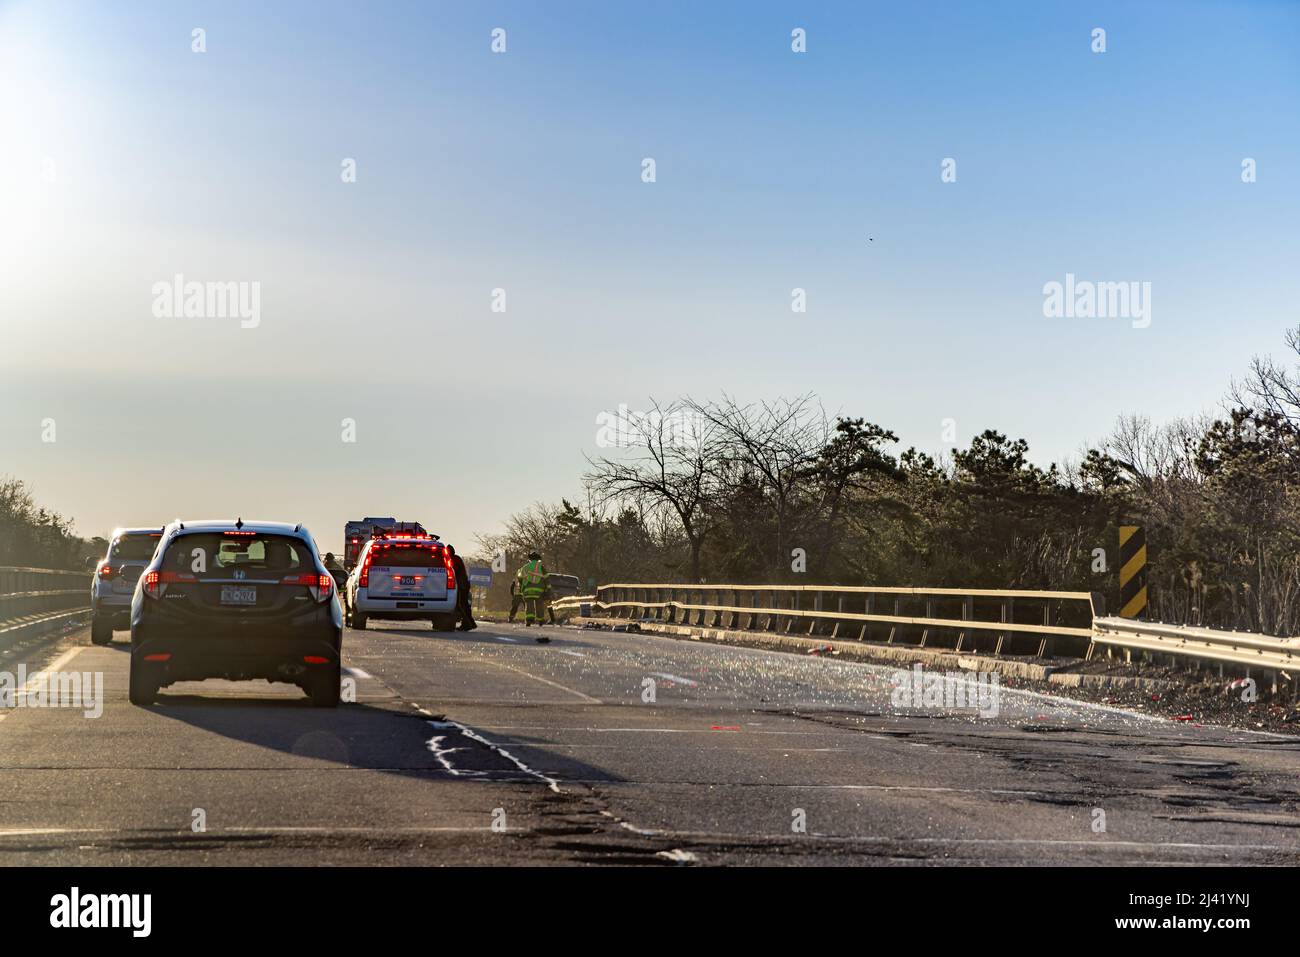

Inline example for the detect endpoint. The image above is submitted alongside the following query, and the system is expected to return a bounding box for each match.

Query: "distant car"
[345,534,458,631]
[90,528,164,645]
[129,520,343,707]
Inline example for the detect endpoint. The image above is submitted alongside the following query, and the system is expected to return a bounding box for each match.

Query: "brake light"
[281,572,333,603]
[223,530,256,536]
[303,655,329,665]
[443,548,455,591]
[143,569,196,598]
[359,550,373,587]
[99,564,116,581]
[143,653,171,662]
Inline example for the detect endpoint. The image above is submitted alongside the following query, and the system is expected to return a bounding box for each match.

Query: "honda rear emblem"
[234,569,246,580]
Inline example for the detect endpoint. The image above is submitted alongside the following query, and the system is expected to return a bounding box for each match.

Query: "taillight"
[143,570,195,598]
[282,572,334,603]
[443,548,455,590]
[99,564,116,581]
[359,551,374,587]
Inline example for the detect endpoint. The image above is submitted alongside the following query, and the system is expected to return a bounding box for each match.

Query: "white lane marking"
[494,636,519,643]
[0,826,521,838]
[656,848,698,863]
[344,667,372,680]
[25,647,84,685]
[557,650,585,658]
[423,733,465,780]
[650,672,698,688]
[0,647,87,720]
[412,704,561,793]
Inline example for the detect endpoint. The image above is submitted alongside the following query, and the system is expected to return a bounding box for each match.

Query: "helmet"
[528,551,541,561]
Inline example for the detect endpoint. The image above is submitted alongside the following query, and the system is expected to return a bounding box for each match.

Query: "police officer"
[446,545,476,632]
[516,551,548,642]
[508,579,523,623]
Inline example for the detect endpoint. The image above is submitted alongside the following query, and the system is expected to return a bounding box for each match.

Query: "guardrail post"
[996,598,1013,655]
[956,595,973,651]
[888,596,900,644]
[1038,603,1052,657]
[920,598,933,647]
[860,594,873,642]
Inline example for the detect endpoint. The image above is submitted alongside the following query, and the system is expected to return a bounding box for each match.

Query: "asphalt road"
[1,618,1299,865]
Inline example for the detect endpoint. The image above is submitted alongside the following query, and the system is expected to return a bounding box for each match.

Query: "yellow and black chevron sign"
[1119,525,1147,619]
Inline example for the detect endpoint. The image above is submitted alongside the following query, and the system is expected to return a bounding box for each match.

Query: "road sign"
[468,567,493,587]
[1119,525,1147,619]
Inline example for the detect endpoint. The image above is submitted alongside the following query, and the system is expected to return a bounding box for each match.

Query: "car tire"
[128,653,159,706]
[353,611,367,630]
[90,617,113,645]
[308,662,341,708]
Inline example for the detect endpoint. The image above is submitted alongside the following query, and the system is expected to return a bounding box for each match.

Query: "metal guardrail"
[1091,617,1300,672]
[0,566,91,637]
[554,585,1300,685]
[551,583,1100,657]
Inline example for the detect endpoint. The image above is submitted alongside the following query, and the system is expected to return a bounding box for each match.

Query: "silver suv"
[91,528,163,644]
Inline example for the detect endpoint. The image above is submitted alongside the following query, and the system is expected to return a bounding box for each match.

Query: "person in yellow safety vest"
[517,551,550,643]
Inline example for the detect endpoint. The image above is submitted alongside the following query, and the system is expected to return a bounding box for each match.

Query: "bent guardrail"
[552,582,1101,657]
[1091,616,1300,674]
[0,566,91,637]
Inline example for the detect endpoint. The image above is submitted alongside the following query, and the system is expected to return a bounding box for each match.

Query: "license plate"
[220,586,257,605]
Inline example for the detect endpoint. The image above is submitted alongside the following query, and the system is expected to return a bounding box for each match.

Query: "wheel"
[90,617,113,645]
[352,610,367,630]
[128,653,159,706]
[308,661,341,707]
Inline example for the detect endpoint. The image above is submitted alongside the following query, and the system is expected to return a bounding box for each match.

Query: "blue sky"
[2,0,1297,554]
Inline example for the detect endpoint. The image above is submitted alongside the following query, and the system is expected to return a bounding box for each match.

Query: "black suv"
[129,520,344,707]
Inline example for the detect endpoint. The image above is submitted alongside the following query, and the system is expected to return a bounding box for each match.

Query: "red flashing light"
[143,653,171,662]
[303,656,329,665]
[443,547,455,591]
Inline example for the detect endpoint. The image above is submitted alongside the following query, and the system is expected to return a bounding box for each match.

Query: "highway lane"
[1,618,1299,865]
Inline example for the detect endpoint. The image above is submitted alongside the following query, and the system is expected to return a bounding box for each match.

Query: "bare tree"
[585,399,721,582]
[689,394,828,579]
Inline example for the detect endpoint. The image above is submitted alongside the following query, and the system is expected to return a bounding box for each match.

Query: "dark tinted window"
[369,544,442,567]
[111,534,162,561]
[163,533,308,578]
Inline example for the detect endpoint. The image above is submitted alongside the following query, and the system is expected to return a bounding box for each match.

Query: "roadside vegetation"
[0,477,98,570]
[483,327,1300,636]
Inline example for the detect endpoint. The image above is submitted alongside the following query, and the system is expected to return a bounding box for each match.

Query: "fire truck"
[342,518,430,571]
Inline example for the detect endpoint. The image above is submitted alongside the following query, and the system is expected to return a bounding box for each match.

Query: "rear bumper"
[352,591,456,618]
[93,596,133,625]
[131,624,342,686]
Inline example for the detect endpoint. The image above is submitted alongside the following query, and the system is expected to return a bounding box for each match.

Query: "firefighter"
[446,545,476,631]
[516,551,549,642]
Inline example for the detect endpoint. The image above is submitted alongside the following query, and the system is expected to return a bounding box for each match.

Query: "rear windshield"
[111,534,162,561]
[369,544,443,568]
[162,533,311,578]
